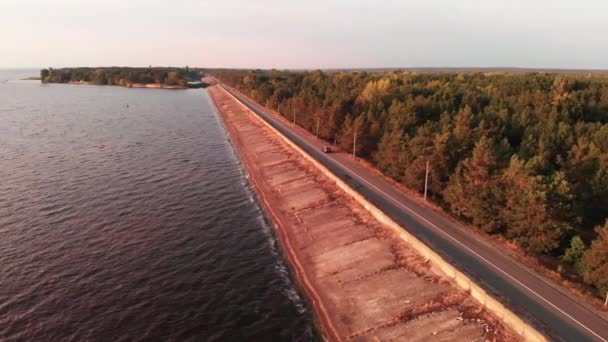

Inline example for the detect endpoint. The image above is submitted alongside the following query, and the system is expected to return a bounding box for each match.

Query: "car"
[323,146,332,153]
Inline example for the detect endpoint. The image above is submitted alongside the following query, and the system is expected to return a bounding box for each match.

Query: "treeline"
[41,67,205,88]
[211,69,608,296]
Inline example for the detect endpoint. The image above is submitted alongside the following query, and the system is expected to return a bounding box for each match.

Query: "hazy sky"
[1,0,607,69]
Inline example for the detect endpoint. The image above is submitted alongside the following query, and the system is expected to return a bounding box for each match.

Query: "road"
[218,83,608,341]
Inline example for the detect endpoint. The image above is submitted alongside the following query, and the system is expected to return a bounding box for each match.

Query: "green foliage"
[561,235,586,277]
[209,68,608,295]
[583,222,608,294]
[501,158,573,254]
[40,69,49,81]
[360,78,391,104]
[41,67,203,88]
[444,137,505,233]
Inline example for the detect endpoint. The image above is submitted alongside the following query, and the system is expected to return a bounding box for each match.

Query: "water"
[0,70,317,341]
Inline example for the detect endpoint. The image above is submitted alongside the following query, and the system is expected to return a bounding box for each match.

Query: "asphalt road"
[219,83,608,341]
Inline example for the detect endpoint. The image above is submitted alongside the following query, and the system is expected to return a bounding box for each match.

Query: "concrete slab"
[342,269,448,335]
[257,150,288,165]
[283,188,328,211]
[301,230,374,259]
[276,180,319,198]
[261,161,301,178]
[311,239,394,280]
[353,309,484,342]
[297,205,354,227]
[266,170,309,187]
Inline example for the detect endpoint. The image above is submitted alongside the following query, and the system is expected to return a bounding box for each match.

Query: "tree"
[165,71,179,86]
[40,67,201,87]
[501,157,573,254]
[561,235,586,277]
[564,138,608,228]
[210,68,608,290]
[338,115,366,155]
[338,116,354,151]
[427,132,452,195]
[443,137,504,233]
[374,126,405,179]
[453,105,474,154]
[359,78,391,104]
[374,100,418,178]
[583,221,608,295]
[40,69,50,82]
[94,71,108,85]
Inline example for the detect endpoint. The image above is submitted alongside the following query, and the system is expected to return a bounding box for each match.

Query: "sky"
[1,0,607,69]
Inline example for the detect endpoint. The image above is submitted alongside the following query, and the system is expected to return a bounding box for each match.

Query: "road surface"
[218,83,608,342]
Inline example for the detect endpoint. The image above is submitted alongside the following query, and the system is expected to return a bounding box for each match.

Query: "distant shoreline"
[41,67,208,89]
[65,80,188,89]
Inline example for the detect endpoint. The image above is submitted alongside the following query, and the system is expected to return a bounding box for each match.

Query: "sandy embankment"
[209,85,517,341]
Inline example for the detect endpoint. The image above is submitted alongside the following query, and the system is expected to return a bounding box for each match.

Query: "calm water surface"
[0,70,316,341]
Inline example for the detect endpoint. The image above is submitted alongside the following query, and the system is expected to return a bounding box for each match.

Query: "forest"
[210,69,608,297]
[40,67,205,88]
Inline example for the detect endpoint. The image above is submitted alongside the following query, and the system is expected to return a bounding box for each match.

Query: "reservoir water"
[0,70,316,341]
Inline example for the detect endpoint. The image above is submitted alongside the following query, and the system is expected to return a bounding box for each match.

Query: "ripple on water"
[0,79,317,341]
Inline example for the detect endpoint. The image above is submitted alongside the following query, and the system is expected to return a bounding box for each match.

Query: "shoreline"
[209,87,337,340]
[70,81,188,89]
[46,81,189,89]
[208,85,522,341]
[211,90,327,340]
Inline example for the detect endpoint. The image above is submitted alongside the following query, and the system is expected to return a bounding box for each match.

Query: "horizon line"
[4,66,608,73]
